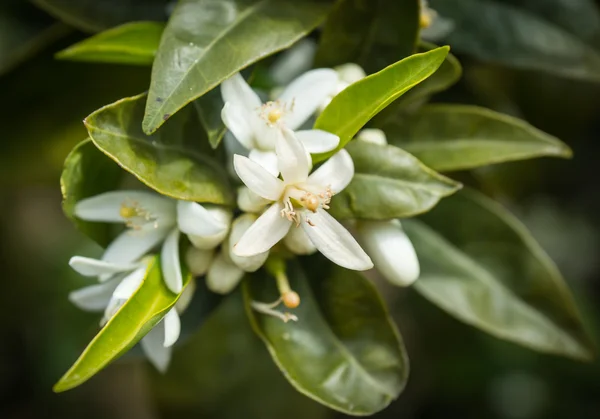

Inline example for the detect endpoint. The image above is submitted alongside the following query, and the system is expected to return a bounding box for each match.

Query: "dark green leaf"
[32,0,170,33]
[85,93,234,204]
[244,262,408,415]
[56,22,164,65]
[430,0,600,82]
[329,140,461,220]
[60,139,123,247]
[194,88,227,149]
[54,256,192,392]
[315,0,419,73]
[313,47,449,163]
[383,104,572,172]
[405,188,594,360]
[143,0,332,134]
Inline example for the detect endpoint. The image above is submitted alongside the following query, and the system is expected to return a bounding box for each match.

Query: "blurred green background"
[1,1,599,418]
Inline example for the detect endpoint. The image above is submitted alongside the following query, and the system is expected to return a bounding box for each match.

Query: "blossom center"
[280,185,332,224]
[119,200,159,231]
[259,100,293,126]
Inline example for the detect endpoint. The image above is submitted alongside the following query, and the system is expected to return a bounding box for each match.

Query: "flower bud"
[357,128,388,146]
[227,214,269,272]
[206,252,244,295]
[284,225,317,255]
[185,247,213,276]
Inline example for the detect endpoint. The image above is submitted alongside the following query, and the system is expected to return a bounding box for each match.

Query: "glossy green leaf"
[32,0,170,33]
[244,262,408,415]
[315,0,419,73]
[313,47,449,163]
[85,93,234,204]
[54,256,192,392]
[194,88,227,149]
[60,139,122,247]
[383,104,572,172]
[404,188,594,360]
[430,0,600,82]
[329,140,461,220]
[143,0,332,135]
[56,22,164,65]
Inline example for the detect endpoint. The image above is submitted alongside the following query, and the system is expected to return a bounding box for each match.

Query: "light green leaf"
[404,188,594,360]
[315,0,419,73]
[32,0,170,33]
[383,104,572,172]
[60,139,122,247]
[143,0,332,135]
[85,93,234,204]
[194,88,227,149]
[244,261,408,415]
[54,256,192,392]
[430,0,600,82]
[56,22,164,65]
[329,140,461,220]
[313,47,449,163]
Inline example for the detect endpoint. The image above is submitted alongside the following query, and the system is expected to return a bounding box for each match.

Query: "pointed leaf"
[329,140,461,220]
[56,22,164,65]
[313,47,449,163]
[53,256,192,392]
[430,0,600,82]
[143,0,332,134]
[60,139,122,247]
[383,104,572,172]
[244,261,408,415]
[84,94,234,204]
[404,188,594,360]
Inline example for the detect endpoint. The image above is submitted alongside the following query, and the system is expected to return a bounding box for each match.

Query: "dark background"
[1,2,599,419]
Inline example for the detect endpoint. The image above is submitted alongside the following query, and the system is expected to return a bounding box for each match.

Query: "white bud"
[357,220,420,286]
[237,186,269,213]
[186,206,231,250]
[185,247,213,276]
[284,225,317,255]
[335,63,366,85]
[357,128,388,146]
[206,252,244,294]
[227,214,269,272]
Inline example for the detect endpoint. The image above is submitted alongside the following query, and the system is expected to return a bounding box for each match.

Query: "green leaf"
[60,139,123,247]
[54,256,192,392]
[194,88,227,149]
[404,188,594,360]
[32,0,170,33]
[313,47,449,163]
[429,0,600,82]
[315,0,419,73]
[85,93,234,204]
[383,104,572,172]
[56,22,164,65]
[143,0,332,135]
[329,140,461,220]
[244,261,408,415]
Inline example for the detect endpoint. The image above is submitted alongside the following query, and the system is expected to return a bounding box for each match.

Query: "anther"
[304,194,319,212]
[268,109,283,124]
[119,205,138,219]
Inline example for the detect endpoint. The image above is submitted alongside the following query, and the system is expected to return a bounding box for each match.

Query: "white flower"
[356,220,420,286]
[74,190,230,293]
[68,256,195,372]
[318,63,367,112]
[221,70,340,175]
[419,0,455,41]
[232,127,373,271]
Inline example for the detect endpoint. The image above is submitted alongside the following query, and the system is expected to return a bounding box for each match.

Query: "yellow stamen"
[268,108,283,124]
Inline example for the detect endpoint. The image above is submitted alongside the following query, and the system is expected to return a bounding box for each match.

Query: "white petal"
[249,149,279,177]
[301,209,373,271]
[237,186,269,213]
[69,256,138,278]
[185,247,213,276]
[206,252,245,294]
[75,191,176,223]
[270,38,317,86]
[356,128,388,146]
[175,278,197,313]
[220,72,262,111]
[284,226,317,255]
[227,214,269,272]
[234,202,292,256]
[357,220,420,286]
[141,323,172,373]
[276,128,310,184]
[162,308,181,348]
[101,296,125,326]
[102,227,170,265]
[112,265,147,299]
[187,230,229,250]
[252,121,279,150]
[68,277,121,311]
[295,129,340,154]
[335,63,366,85]
[278,68,339,129]
[233,154,284,201]
[221,102,255,149]
[161,228,183,294]
[308,149,354,194]
[177,201,230,237]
